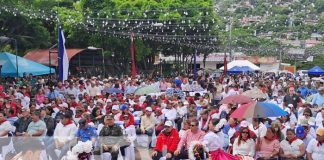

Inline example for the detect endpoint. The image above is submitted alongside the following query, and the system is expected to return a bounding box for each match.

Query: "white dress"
[203,131,224,152]
[122,125,136,160]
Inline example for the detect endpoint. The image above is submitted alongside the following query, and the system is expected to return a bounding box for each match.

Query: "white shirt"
[203,131,224,152]
[0,121,15,137]
[233,138,255,157]
[306,139,324,160]
[162,108,177,121]
[87,86,100,97]
[122,125,136,146]
[315,113,324,128]
[54,122,77,143]
[248,123,267,138]
[280,139,304,156]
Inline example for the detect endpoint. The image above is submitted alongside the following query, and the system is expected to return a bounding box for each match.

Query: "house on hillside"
[311,33,323,41]
[304,39,322,48]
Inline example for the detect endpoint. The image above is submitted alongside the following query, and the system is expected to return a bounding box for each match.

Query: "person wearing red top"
[152,121,180,160]
[0,85,6,99]
[119,104,135,125]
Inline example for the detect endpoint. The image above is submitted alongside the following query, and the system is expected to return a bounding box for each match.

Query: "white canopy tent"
[219,60,260,70]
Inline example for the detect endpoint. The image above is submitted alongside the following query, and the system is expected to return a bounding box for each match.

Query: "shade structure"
[230,101,287,119]
[308,66,324,75]
[219,95,253,104]
[219,60,260,70]
[242,88,268,99]
[0,52,55,77]
[227,66,254,74]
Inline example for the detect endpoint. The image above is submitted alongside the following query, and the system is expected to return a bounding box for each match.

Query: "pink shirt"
[177,130,205,150]
[35,94,45,105]
[256,138,280,158]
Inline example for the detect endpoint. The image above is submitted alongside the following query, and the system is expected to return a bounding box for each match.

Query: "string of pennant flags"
[0,4,321,55]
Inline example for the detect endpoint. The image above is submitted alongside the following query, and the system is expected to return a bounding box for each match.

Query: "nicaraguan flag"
[58,26,69,81]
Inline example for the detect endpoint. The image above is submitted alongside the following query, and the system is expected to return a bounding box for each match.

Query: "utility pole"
[229,16,233,62]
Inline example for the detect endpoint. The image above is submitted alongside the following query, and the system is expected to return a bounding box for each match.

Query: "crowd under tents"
[0,52,55,77]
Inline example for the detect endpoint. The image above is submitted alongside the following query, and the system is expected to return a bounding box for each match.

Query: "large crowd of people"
[0,72,324,160]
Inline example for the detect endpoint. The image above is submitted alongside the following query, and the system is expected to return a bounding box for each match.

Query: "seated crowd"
[0,74,324,160]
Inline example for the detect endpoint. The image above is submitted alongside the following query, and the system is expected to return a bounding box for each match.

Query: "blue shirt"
[298,87,310,98]
[46,90,60,100]
[76,126,97,142]
[311,93,324,106]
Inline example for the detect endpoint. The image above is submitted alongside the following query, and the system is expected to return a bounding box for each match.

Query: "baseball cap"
[105,114,114,120]
[288,104,294,108]
[120,104,127,110]
[164,120,173,127]
[296,126,305,138]
[240,120,249,128]
[284,108,291,114]
[112,105,119,110]
[62,111,72,119]
[145,107,153,112]
[96,99,104,105]
[316,128,324,136]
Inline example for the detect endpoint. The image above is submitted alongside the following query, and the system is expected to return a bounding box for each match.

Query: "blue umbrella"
[103,87,123,94]
[231,101,287,118]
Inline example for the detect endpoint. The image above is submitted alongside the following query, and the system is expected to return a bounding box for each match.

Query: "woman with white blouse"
[122,115,137,160]
[279,129,305,159]
[203,118,237,160]
[232,127,256,158]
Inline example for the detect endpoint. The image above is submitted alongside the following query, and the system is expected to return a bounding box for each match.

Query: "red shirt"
[155,128,180,153]
[119,113,135,125]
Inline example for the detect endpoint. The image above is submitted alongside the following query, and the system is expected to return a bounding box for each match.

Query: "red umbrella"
[219,95,253,104]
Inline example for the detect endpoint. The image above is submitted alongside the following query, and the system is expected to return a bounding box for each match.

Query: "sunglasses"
[303,114,310,117]
[241,131,249,134]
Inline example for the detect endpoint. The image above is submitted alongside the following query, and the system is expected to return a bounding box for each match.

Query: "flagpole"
[130,32,137,78]
[194,49,197,80]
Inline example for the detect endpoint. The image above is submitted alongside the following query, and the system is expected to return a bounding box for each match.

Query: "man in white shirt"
[162,102,177,122]
[65,83,78,98]
[87,82,100,97]
[306,128,324,160]
[47,111,77,160]
[0,112,15,137]
[315,108,324,129]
